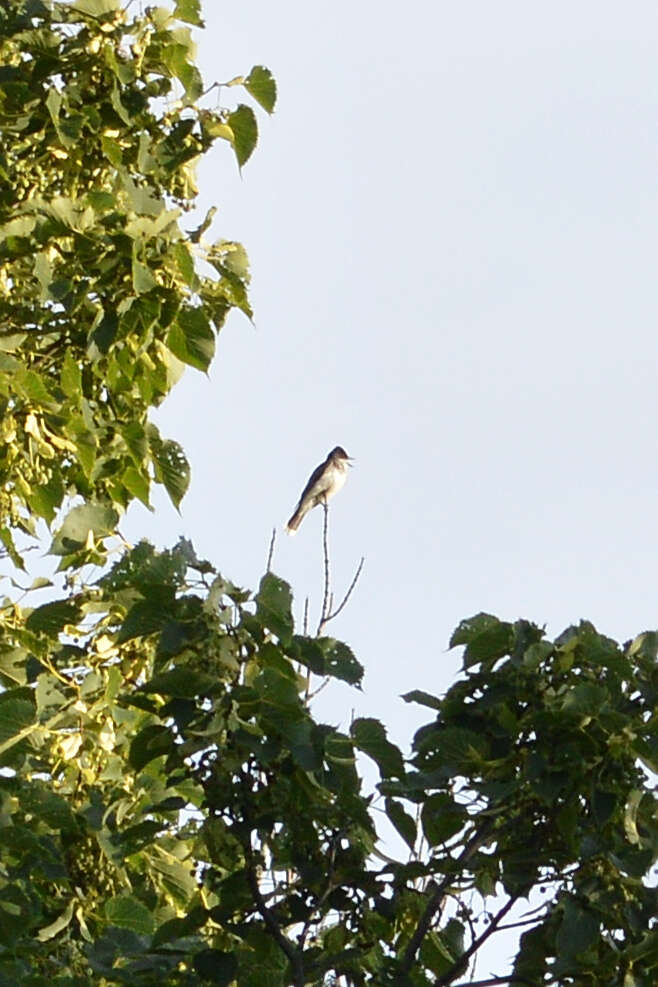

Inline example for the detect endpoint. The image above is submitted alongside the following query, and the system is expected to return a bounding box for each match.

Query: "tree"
[1,2,657,985]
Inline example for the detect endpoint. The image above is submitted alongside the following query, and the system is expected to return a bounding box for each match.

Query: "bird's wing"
[294,458,330,508]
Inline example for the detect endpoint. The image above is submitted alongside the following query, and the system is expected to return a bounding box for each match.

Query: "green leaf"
[512,923,549,982]
[173,241,196,285]
[555,898,599,958]
[351,718,405,779]
[421,793,465,846]
[194,950,238,985]
[20,783,76,831]
[624,789,643,845]
[167,306,214,371]
[118,598,173,643]
[104,895,155,936]
[385,797,416,851]
[245,65,277,114]
[60,352,82,398]
[227,105,258,168]
[132,258,157,294]
[151,437,190,509]
[153,908,208,947]
[37,900,75,942]
[50,503,119,555]
[15,368,55,408]
[28,473,64,525]
[122,422,149,466]
[173,0,204,25]
[35,673,67,714]
[316,637,364,685]
[401,689,442,711]
[129,724,174,772]
[165,41,203,101]
[141,667,216,698]
[0,527,25,571]
[449,612,514,668]
[71,0,120,15]
[26,599,80,636]
[90,310,118,355]
[0,691,36,754]
[255,573,294,644]
[122,466,151,508]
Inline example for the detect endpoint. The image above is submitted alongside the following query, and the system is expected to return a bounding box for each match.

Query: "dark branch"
[450,978,536,987]
[244,862,304,987]
[324,555,364,624]
[399,819,495,973]
[436,893,521,986]
[316,501,331,634]
[265,527,276,573]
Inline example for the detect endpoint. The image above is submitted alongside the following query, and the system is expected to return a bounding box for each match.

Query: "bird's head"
[330,446,353,466]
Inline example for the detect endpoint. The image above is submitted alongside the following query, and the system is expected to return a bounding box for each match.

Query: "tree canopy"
[0,2,657,985]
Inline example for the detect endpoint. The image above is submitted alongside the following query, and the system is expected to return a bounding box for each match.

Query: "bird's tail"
[285,503,308,535]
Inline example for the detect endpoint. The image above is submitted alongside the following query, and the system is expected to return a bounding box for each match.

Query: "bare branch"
[399,819,495,974]
[265,527,276,573]
[244,863,304,987]
[436,893,521,986]
[450,978,536,987]
[314,501,365,635]
[316,501,331,635]
[325,556,364,624]
[495,916,545,932]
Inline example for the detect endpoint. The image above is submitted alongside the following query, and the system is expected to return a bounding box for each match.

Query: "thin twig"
[436,894,521,986]
[324,556,364,624]
[495,916,544,932]
[244,864,304,987]
[200,80,220,98]
[240,777,305,987]
[303,596,309,636]
[265,527,276,573]
[399,819,495,973]
[450,978,536,987]
[317,501,331,634]
[307,676,331,700]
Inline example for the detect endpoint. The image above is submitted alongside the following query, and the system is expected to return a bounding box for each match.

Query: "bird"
[286,446,353,534]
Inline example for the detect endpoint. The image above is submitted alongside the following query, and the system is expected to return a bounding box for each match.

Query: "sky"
[122,0,658,971]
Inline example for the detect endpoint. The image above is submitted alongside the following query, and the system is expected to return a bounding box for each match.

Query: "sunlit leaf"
[105,896,155,936]
[50,503,119,555]
[245,65,277,114]
[151,437,190,509]
[226,105,258,168]
[173,0,203,25]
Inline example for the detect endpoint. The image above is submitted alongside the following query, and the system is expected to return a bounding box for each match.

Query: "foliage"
[3,553,658,984]
[0,0,273,569]
[1,2,657,986]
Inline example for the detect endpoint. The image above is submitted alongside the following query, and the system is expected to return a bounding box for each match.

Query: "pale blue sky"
[127,0,658,718]
[124,2,658,967]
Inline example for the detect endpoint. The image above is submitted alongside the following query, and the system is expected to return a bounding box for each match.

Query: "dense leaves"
[4,539,658,984]
[0,0,273,567]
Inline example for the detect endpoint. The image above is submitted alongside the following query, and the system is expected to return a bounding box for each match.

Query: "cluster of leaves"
[0,0,275,569]
[2,548,658,985]
[0,540,371,984]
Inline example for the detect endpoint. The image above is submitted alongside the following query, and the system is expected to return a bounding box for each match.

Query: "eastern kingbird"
[286,446,352,534]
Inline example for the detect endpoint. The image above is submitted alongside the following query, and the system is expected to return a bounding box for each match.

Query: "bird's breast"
[325,465,347,498]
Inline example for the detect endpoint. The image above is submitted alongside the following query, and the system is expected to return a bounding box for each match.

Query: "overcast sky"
[123,0,658,969]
